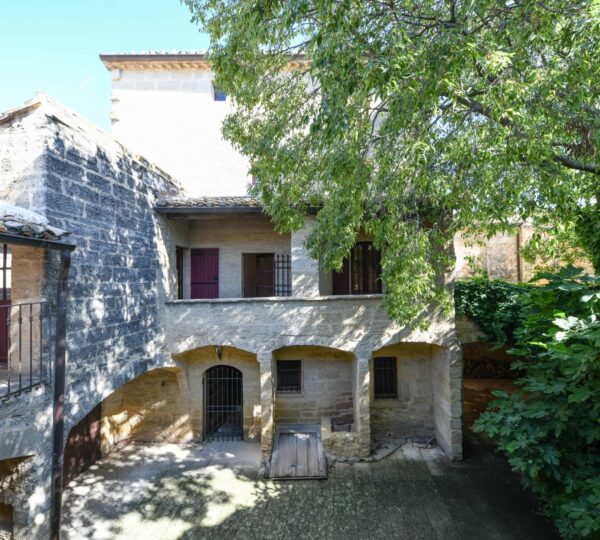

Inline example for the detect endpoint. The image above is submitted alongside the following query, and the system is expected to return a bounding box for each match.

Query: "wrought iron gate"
[203,365,243,441]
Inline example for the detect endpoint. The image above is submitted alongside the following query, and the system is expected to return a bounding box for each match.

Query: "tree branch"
[455,96,600,176]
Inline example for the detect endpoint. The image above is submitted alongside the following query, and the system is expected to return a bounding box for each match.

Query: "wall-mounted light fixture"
[214,345,223,360]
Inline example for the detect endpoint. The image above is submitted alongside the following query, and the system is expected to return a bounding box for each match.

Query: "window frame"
[373,357,398,399]
[176,246,184,300]
[276,360,302,394]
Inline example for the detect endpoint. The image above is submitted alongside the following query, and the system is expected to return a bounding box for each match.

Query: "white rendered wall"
[110,69,251,196]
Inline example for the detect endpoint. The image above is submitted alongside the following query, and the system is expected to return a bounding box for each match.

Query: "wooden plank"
[270,424,327,480]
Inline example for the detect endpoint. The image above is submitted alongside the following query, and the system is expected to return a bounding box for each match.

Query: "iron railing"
[274,254,292,296]
[0,300,54,400]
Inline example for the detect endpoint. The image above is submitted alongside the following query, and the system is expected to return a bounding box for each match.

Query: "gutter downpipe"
[50,248,72,540]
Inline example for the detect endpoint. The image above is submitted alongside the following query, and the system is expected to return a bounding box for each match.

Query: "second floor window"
[243,253,291,297]
[332,241,382,295]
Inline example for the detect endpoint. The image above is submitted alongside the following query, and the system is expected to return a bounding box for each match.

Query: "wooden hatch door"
[270,425,327,480]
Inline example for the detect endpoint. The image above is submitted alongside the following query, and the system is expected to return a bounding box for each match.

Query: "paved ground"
[62,379,558,539]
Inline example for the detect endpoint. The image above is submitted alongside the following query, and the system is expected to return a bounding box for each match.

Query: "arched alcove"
[174,345,260,441]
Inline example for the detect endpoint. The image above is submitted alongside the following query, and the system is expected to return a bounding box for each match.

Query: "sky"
[0,0,210,132]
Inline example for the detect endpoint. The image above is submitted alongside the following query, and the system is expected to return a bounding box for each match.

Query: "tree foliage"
[183,0,600,323]
[474,266,600,539]
[454,278,527,344]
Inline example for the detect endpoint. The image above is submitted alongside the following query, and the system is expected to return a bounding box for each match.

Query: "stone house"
[0,53,467,538]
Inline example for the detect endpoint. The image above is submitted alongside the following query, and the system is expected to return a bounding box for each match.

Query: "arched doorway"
[203,365,243,440]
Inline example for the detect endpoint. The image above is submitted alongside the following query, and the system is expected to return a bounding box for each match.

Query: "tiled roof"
[0,203,69,241]
[155,196,262,209]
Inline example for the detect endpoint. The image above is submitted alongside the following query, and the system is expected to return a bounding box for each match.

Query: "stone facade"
[0,95,182,539]
[274,346,354,426]
[369,343,435,442]
[104,63,251,197]
[177,216,291,299]
[0,92,463,537]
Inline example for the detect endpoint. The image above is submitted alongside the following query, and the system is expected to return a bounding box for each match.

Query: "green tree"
[184,0,600,324]
[474,267,600,538]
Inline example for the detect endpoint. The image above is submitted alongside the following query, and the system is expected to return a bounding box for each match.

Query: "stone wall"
[166,295,460,460]
[369,343,434,442]
[291,218,320,297]
[174,346,262,441]
[180,216,290,299]
[431,343,462,460]
[0,95,182,539]
[274,346,354,426]
[108,68,251,197]
[101,368,193,455]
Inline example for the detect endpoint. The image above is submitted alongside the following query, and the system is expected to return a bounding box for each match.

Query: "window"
[277,360,301,393]
[190,248,219,299]
[176,246,184,300]
[332,241,382,295]
[0,244,11,300]
[373,357,398,399]
[212,82,226,101]
[243,253,292,297]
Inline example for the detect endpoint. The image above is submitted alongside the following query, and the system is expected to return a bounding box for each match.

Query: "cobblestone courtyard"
[62,434,558,540]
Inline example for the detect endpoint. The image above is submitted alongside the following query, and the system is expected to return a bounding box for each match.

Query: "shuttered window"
[176,246,184,300]
[373,357,398,399]
[277,360,301,393]
[333,241,382,295]
[243,253,275,297]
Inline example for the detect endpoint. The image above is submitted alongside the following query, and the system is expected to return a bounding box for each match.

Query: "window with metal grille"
[1,244,11,300]
[373,357,398,399]
[351,242,382,294]
[243,253,291,297]
[332,241,382,295]
[276,360,301,393]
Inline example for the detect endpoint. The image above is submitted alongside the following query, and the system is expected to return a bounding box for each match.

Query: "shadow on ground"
[62,392,559,540]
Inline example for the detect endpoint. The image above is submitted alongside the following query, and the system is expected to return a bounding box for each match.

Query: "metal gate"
[203,365,243,441]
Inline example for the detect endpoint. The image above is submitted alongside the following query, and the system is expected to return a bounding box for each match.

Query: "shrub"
[455,277,528,344]
[474,266,600,539]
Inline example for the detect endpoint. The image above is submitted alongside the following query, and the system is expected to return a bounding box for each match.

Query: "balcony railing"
[274,254,292,296]
[0,300,54,400]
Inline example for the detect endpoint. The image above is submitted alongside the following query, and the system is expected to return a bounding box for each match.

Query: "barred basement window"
[374,357,398,399]
[277,360,301,393]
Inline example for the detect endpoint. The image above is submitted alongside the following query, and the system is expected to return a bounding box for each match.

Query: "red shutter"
[191,248,219,299]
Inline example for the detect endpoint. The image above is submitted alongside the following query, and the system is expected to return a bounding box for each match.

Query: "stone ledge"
[166,294,385,305]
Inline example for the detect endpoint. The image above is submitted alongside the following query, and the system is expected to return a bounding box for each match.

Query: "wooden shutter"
[350,242,382,294]
[191,248,219,299]
[243,253,257,297]
[332,258,350,295]
[256,254,275,296]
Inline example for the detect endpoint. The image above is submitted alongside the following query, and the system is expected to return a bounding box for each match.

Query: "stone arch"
[173,345,261,441]
[63,366,190,483]
[272,344,355,428]
[203,364,244,440]
[64,352,177,435]
[368,340,460,459]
